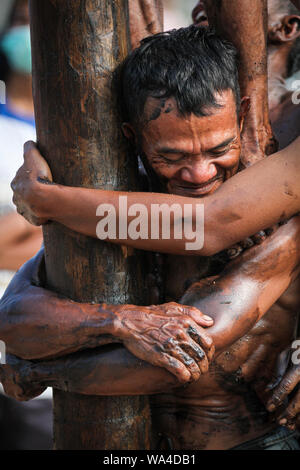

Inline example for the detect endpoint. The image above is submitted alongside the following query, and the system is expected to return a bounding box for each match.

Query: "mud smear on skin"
[148,99,174,123]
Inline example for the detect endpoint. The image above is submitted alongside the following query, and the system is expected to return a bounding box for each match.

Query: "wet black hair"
[114,25,241,128]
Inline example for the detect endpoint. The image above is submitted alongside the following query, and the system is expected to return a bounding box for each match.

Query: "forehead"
[141,90,238,150]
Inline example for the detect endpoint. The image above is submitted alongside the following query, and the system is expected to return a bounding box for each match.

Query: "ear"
[268,15,300,43]
[121,122,137,142]
[239,97,250,133]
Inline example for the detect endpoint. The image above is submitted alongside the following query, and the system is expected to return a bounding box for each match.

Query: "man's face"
[137,90,242,197]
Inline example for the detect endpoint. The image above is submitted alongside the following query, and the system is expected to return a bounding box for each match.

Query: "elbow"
[0,294,29,358]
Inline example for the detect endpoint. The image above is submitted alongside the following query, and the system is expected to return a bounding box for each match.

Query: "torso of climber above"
[1,21,300,450]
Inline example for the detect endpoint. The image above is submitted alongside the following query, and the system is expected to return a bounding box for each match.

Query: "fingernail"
[203,315,213,322]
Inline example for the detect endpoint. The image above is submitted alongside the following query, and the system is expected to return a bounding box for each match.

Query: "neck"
[6,71,34,117]
[268,42,293,110]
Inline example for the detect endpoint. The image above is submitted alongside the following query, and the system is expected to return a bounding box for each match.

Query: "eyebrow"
[208,137,236,152]
[156,137,236,155]
[156,147,185,155]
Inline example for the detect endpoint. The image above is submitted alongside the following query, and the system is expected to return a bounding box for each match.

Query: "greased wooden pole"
[29,0,151,450]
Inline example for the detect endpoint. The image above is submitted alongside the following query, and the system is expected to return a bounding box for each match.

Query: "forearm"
[204,0,268,96]
[181,216,300,352]
[37,137,300,256]
[128,0,163,49]
[3,346,178,399]
[0,253,119,360]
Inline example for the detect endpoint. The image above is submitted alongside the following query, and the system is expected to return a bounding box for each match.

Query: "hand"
[0,362,46,401]
[113,302,215,384]
[11,141,53,226]
[240,120,278,168]
[226,226,279,259]
[266,363,300,430]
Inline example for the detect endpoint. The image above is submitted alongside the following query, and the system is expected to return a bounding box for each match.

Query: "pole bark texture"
[29,0,151,450]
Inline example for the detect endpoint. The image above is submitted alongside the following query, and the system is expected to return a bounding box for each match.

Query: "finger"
[264,226,277,237]
[226,244,243,259]
[278,389,300,425]
[251,231,267,245]
[186,323,213,351]
[240,238,254,250]
[182,306,214,327]
[23,141,53,182]
[267,368,300,411]
[163,338,201,382]
[23,140,38,156]
[156,353,192,384]
[180,341,209,375]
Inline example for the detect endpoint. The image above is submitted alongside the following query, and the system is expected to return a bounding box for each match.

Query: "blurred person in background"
[0,0,42,293]
[0,0,51,450]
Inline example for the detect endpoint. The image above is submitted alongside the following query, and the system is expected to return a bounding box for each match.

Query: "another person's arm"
[0,249,214,384]
[2,215,300,400]
[203,0,277,166]
[266,360,300,431]
[128,0,163,49]
[12,138,300,256]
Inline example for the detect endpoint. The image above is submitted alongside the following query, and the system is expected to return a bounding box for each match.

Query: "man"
[193,0,300,148]
[1,26,300,449]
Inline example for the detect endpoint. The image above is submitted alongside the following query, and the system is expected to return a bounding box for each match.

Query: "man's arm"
[128,0,163,49]
[181,215,300,352]
[203,0,277,166]
[0,249,215,384]
[11,138,300,256]
[2,216,300,400]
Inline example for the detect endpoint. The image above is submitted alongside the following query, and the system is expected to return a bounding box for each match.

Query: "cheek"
[217,150,240,175]
[146,156,178,179]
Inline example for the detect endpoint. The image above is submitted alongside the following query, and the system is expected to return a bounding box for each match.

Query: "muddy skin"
[2,129,300,450]
[2,3,300,449]
[128,0,163,50]
[2,215,299,449]
[203,0,278,166]
[266,1,300,149]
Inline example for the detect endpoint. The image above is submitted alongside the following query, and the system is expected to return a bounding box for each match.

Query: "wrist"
[108,304,134,340]
[34,180,58,221]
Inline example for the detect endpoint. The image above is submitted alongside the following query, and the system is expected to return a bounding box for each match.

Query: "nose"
[179,158,217,185]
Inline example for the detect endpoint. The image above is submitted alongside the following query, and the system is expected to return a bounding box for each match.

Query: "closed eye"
[159,154,185,163]
[209,148,229,157]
